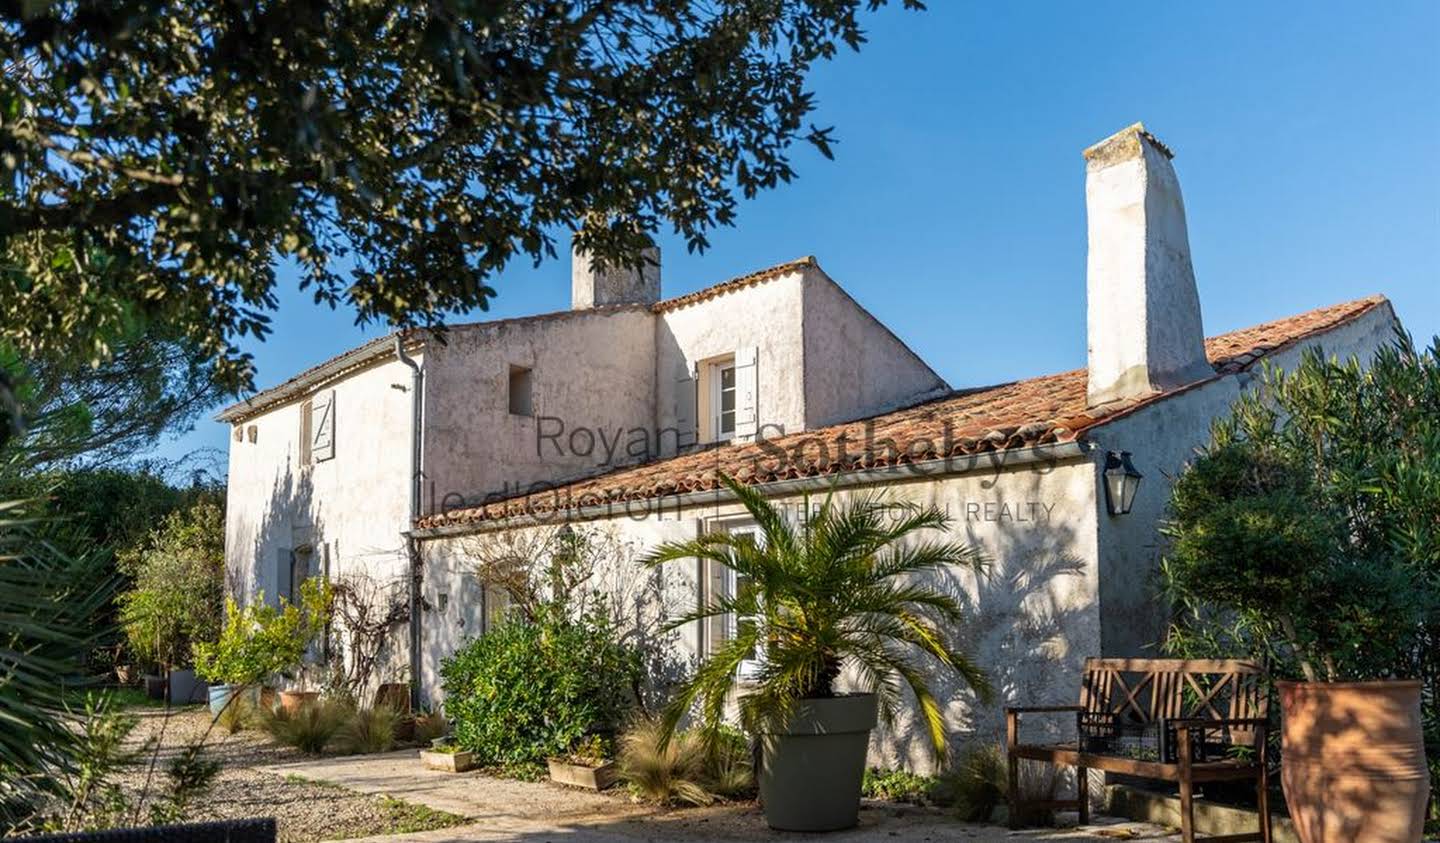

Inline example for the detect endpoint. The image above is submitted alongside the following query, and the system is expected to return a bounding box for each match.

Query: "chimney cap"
[1083,122,1175,167]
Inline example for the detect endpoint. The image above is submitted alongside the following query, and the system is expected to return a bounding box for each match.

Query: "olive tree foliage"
[0,0,924,392]
[0,330,225,472]
[1162,332,1440,686]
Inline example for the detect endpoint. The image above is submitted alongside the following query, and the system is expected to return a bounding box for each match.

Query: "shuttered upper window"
[299,390,336,464]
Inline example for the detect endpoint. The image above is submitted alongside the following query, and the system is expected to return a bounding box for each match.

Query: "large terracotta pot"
[1278,680,1429,843]
[278,690,319,714]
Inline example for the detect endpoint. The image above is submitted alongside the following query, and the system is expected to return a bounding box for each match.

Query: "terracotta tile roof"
[652,256,817,312]
[416,295,1389,530]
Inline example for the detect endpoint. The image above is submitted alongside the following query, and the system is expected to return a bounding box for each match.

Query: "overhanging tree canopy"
[1,0,922,390]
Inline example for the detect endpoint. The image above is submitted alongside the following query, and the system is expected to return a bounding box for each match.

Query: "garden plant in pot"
[644,476,992,831]
[116,498,225,706]
[194,578,331,717]
[1163,338,1439,843]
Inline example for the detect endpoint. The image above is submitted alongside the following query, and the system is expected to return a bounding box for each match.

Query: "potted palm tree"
[643,476,993,831]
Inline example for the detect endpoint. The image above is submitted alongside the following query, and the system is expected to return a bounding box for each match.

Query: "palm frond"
[646,474,992,762]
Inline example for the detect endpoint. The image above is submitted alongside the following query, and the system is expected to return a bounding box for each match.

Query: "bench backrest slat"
[1079,657,1267,741]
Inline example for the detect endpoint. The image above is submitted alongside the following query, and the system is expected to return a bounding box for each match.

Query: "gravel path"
[119,707,463,843]
[119,706,1182,843]
[268,749,1183,843]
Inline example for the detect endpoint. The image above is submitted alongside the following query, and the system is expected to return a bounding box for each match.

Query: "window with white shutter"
[733,346,759,440]
[673,362,698,452]
[704,519,764,680]
[298,391,336,464]
[311,390,336,461]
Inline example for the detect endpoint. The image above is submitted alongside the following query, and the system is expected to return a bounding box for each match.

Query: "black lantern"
[1103,451,1143,516]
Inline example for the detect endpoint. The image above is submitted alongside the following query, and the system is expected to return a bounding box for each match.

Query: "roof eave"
[413,440,1094,538]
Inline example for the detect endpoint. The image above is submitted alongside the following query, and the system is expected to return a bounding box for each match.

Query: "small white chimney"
[571,243,661,310]
[1084,122,1211,407]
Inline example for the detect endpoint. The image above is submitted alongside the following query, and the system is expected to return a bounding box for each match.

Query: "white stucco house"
[218,123,1400,770]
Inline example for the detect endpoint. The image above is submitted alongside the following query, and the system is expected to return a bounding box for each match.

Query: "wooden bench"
[1006,658,1271,843]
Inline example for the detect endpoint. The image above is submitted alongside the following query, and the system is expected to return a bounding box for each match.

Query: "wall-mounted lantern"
[1103,451,1143,516]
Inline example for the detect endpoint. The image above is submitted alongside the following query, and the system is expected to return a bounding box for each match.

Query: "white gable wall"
[420,308,657,519]
[801,267,948,428]
[224,353,421,609]
[654,272,809,453]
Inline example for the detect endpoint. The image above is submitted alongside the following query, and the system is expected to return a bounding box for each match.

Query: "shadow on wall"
[234,462,321,607]
[236,464,413,700]
[865,478,1094,777]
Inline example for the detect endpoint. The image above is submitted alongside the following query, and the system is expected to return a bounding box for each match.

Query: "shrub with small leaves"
[861,766,937,805]
[439,606,641,768]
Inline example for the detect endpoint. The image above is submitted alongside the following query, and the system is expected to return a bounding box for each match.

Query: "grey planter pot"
[759,693,878,832]
[168,669,206,705]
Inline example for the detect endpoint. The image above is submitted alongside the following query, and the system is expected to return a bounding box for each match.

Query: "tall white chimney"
[1084,123,1211,407]
[571,243,661,310]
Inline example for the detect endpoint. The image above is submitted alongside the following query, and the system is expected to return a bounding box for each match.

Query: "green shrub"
[439,606,640,768]
[861,766,937,804]
[116,498,224,671]
[334,705,400,755]
[262,699,348,754]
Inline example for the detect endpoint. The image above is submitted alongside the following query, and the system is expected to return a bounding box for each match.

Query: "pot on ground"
[114,664,135,685]
[278,690,319,714]
[547,758,619,791]
[420,748,475,773]
[1278,679,1429,843]
[168,669,205,705]
[208,683,235,715]
[758,693,877,832]
[143,674,167,700]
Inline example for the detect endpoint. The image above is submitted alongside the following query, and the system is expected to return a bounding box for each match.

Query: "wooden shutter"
[275,547,292,607]
[311,390,336,462]
[673,362,698,452]
[733,346,759,439]
[706,558,729,655]
[298,400,313,464]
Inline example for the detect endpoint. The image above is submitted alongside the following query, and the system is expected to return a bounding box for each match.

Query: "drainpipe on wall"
[395,335,425,713]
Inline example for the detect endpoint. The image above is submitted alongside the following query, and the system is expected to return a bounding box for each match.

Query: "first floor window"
[709,359,737,441]
[708,520,764,679]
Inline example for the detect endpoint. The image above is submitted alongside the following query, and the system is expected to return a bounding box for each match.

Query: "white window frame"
[708,358,738,443]
[717,520,764,680]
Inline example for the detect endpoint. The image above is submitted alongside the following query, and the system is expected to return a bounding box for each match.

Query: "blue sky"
[156,1,1440,476]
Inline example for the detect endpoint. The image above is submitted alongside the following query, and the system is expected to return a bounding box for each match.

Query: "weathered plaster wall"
[800,267,948,428]
[1083,303,1400,657]
[654,272,808,452]
[419,453,1103,774]
[420,308,657,518]
[224,353,421,606]
[418,515,703,705]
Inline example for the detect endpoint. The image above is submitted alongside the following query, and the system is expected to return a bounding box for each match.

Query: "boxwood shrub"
[439,606,642,768]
